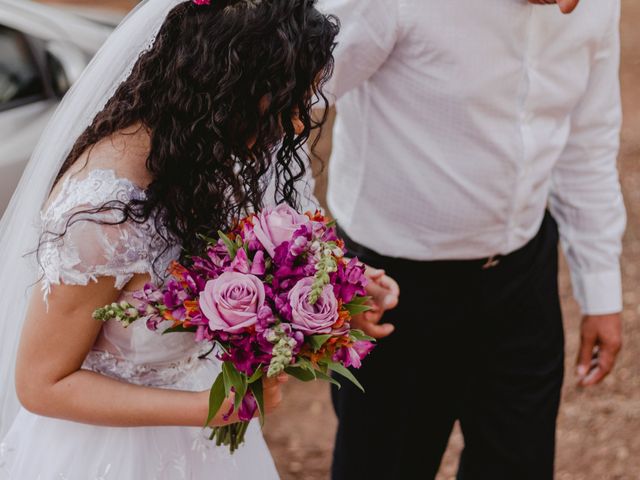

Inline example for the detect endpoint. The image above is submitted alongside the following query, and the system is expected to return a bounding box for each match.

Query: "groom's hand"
[576,313,622,387]
[352,267,400,339]
[528,0,580,14]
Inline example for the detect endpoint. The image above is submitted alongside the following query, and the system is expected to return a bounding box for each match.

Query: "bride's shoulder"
[44,126,153,219]
[80,124,153,188]
[38,127,172,295]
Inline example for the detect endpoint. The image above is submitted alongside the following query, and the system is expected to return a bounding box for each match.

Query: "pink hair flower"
[193,0,211,5]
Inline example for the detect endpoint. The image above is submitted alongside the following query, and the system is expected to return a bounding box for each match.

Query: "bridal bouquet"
[93,205,375,452]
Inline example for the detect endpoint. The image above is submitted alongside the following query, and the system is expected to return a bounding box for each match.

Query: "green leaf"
[249,381,265,426]
[215,341,230,356]
[162,325,198,335]
[329,362,365,393]
[296,357,317,372]
[313,369,342,388]
[222,362,244,398]
[315,362,330,375]
[247,367,263,384]
[205,373,226,427]
[344,297,373,316]
[345,304,372,316]
[308,334,333,352]
[285,366,317,382]
[347,295,370,305]
[233,376,249,411]
[349,329,376,342]
[326,219,337,228]
[196,232,219,246]
[218,231,238,259]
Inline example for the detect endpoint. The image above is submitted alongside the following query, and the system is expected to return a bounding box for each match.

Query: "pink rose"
[253,204,310,257]
[288,278,339,335]
[199,272,265,333]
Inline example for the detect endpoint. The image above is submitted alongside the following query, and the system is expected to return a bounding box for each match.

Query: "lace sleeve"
[38,169,166,299]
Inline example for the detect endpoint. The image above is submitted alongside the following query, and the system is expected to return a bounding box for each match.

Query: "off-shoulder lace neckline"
[43,168,147,219]
[38,167,178,299]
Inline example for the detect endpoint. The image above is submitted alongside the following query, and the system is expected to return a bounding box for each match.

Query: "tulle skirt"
[0,358,279,480]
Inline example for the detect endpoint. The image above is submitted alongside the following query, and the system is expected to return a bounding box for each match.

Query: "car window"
[0,26,46,109]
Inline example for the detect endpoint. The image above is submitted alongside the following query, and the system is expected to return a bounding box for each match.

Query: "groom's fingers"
[366,280,399,311]
[576,331,597,383]
[360,318,395,339]
[527,0,580,14]
[557,0,580,14]
[351,306,395,339]
[359,267,399,338]
[365,266,386,281]
[581,341,619,387]
[371,274,400,310]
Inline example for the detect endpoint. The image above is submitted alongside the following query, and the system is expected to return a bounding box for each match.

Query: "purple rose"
[199,272,265,334]
[288,278,339,334]
[253,204,311,257]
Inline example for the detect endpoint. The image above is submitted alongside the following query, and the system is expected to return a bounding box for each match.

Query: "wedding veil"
[0,0,187,438]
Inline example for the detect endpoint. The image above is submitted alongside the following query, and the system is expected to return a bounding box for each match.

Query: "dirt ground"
[36,1,640,478]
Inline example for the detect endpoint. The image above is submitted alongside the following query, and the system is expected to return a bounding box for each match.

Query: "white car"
[0,0,120,217]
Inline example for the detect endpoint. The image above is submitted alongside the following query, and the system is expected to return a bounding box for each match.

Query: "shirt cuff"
[570,268,623,315]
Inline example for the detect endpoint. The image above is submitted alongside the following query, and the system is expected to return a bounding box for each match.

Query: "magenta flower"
[251,250,266,275]
[288,277,339,334]
[207,242,233,269]
[195,325,214,342]
[146,315,162,331]
[333,341,375,369]
[199,272,265,333]
[238,392,258,421]
[229,248,267,276]
[332,257,368,303]
[230,248,252,274]
[256,305,276,331]
[133,283,163,303]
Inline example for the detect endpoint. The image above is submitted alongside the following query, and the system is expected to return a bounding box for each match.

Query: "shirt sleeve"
[318,0,401,102]
[548,0,625,315]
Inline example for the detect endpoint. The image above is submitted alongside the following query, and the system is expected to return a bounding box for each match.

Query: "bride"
[0,0,341,478]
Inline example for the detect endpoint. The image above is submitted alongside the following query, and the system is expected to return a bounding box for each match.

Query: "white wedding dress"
[0,168,280,479]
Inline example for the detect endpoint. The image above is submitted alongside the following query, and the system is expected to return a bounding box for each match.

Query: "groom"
[320,0,625,478]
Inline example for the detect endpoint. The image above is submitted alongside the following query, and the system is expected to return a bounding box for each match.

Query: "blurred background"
[1,1,638,478]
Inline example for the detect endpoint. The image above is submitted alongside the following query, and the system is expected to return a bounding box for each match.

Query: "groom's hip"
[336,210,559,278]
[332,212,563,479]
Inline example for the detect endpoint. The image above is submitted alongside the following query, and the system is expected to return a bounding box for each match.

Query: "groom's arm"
[548,0,624,386]
[317,0,400,102]
[308,0,400,205]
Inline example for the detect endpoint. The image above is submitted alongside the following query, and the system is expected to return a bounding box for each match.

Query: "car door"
[0,24,57,216]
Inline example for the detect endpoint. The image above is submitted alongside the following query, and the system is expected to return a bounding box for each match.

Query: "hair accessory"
[193,0,211,5]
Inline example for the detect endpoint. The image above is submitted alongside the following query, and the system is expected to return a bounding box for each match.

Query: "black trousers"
[332,213,564,480]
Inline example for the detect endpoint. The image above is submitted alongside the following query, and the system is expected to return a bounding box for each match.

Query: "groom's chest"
[387,0,616,115]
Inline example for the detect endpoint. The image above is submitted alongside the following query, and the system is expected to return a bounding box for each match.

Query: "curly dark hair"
[49,0,338,264]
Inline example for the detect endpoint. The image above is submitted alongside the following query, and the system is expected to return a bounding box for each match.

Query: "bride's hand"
[202,373,288,426]
[263,373,288,413]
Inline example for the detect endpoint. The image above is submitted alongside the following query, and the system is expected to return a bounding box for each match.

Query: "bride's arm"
[15,277,283,428]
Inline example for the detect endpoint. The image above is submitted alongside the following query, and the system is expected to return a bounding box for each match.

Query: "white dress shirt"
[319,0,625,315]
